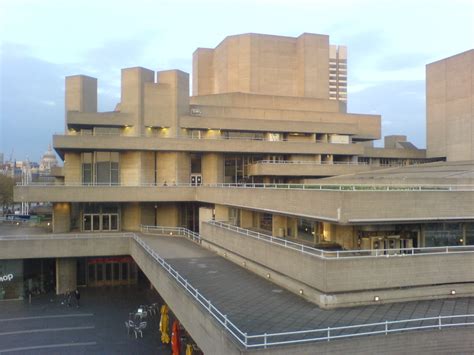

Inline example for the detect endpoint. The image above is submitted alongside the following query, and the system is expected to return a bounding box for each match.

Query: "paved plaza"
[0,286,171,354]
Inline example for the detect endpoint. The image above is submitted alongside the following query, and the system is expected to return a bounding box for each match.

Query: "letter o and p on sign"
[0,274,14,282]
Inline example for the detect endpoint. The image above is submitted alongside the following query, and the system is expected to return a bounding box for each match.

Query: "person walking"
[74,289,81,308]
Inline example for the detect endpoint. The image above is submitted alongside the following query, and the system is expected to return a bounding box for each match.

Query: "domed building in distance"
[39,145,58,174]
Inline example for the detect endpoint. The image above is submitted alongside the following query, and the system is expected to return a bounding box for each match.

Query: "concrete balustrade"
[200,222,474,308]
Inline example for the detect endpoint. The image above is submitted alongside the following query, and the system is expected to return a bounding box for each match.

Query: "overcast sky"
[0,0,473,161]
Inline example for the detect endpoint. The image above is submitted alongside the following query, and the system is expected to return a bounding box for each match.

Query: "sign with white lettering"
[0,274,14,282]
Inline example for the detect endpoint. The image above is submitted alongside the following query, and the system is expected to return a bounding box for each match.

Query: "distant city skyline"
[1,0,473,161]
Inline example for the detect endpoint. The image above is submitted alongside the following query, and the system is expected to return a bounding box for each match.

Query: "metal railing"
[140,225,201,243]
[242,314,474,348]
[254,160,369,166]
[0,231,473,348]
[130,232,474,349]
[207,221,474,259]
[15,181,474,191]
[0,232,133,241]
[131,233,248,346]
[59,132,349,145]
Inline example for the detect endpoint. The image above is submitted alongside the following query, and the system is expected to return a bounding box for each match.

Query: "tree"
[0,175,14,213]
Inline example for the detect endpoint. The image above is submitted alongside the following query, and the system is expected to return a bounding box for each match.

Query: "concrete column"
[121,67,155,136]
[202,153,224,184]
[122,202,141,231]
[120,152,141,185]
[63,152,81,184]
[287,217,298,238]
[65,75,97,113]
[214,205,228,222]
[140,203,155,226]
[56,258,77,295]
[52,203,71,233]
[272,215,287,237]
[156,152,191,184]
[240,209,253,229]
[199,207,214,231]
[156,203,180,227]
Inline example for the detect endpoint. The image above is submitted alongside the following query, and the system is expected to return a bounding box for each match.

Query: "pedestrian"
[66,290,72,307]
[74,289,81,308]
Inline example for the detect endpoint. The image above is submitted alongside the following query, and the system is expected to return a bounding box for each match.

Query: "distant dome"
[39,145,58,171]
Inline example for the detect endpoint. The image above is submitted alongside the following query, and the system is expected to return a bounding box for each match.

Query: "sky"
[0,0,473,161]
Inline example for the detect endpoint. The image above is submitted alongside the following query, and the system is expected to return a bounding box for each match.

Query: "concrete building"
[8,34,474,352]
[427,49,474,161]
[329,44,347,102]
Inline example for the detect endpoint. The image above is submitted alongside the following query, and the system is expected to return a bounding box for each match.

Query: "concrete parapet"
[201,222,474,308]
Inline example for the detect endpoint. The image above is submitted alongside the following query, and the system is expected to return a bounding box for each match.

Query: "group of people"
[62,289,81,308]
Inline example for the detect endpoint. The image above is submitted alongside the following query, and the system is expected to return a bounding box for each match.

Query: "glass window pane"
[113,263,120,281]
[83,215,91,231]
[102,215,110,231]
[105,264,112,281]
[96,162,110,183]
[111,215,118,230]
[88,264,95,282]
[93,215,100,231]
[121,263,128,280]
[97,264,103,281]
[466,223,474,245]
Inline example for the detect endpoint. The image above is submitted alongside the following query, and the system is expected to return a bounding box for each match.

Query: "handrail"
[0,233,133,240]
[206,221,474,259]
[59,132,346,145]
[15,181,474,191]
[0,230,473,348]
[131,233,248,346]
[130,232,474,349]
[254,160,369,166]
[140,224,201,244]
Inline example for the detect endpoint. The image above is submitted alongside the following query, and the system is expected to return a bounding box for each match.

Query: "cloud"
[376,53,432,71]
[0,43,67,161]
[348,80,426,148]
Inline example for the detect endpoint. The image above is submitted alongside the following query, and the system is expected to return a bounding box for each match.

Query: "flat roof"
[318,160,474,185]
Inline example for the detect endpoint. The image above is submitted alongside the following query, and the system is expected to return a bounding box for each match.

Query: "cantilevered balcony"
[15,183,195,203]
[247,160,374,177]
[53,134,364,157]
[15,182,474,223]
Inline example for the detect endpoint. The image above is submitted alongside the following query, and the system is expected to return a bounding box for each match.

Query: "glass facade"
[466,223,474,245]
[82,152,119,185]
[82,203,120,232]
[0,260,23,300]
[0,259,56,300]
[424,223,463,247]
[84,256,137,287]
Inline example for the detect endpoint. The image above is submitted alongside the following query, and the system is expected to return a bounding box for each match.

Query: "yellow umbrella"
[159,304,170,344]
[186,344,193,355]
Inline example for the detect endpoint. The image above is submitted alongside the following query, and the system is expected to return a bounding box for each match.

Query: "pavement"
[0,286,171,354]
[140,234,474,338]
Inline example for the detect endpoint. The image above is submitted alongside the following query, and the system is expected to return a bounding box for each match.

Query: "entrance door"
[102,214,110,231]
[103,214,119,231]
[83,214,101,232]
[384,238,400,255]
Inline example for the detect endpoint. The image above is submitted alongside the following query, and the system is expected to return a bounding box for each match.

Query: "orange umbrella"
[171,319,181,355]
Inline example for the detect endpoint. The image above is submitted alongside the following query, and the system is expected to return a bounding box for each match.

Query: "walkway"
[140,234,474,336]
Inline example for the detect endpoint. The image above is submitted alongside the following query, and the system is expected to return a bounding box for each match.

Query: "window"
[424,223,463,247]
[81,152,120,185]
[82,153,93,184]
